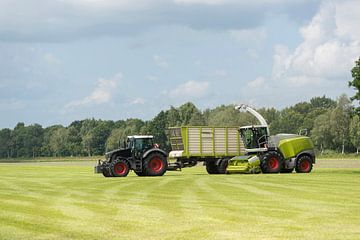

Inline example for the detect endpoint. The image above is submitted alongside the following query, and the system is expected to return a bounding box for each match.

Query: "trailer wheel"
[143,153,167,176]
[218,159,229,174]
[206,160,219,174]
[111,158,130,177]
[295,155,313,173]
[260,151,283,173]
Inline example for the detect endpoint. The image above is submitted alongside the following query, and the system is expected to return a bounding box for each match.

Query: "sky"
[0,0,359,128]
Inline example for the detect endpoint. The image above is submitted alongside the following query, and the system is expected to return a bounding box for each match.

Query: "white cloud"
[272,1,360,86]
[169,81,209,99]
[130,98,146,105]
[153,55,169,68]
[247,76,266,89]
[64,72,121,110]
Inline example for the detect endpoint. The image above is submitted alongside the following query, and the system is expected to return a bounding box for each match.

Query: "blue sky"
[0,0,359,128]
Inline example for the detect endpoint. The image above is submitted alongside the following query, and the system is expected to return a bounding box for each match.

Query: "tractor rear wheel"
[111,158,130,177]
[143,153,167,176]
[206,160,219,174]
[260,151,283,173]
[295,155,313,173]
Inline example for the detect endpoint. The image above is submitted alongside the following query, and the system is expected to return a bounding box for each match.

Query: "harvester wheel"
[218,159,229,174]
[111,158,130,177]
[295,155,313,173]
[206,160,219,174]
[260,151,283,173]
[143,153,167,176]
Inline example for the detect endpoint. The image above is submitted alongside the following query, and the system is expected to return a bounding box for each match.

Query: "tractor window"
[134,138,154,151]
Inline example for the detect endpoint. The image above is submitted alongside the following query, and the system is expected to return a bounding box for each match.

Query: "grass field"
[0,161,359,239]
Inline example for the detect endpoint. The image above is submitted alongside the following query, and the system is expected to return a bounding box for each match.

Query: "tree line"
[0,94,359,159]
[1,57,359,159]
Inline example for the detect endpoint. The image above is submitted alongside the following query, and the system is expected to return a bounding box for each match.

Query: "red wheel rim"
[268,157,279,170]
[300,160,310,172]
[114,162,127,175]
[149,158,164,173]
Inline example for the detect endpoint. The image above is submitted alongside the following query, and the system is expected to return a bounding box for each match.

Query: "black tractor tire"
[143,152,167,176]
[111,158,130,177]
[217,159,229,174]
[295,155,313,173]
[102,163,113,177]
[206,160,219,174]
[281,168,294,173]
[260,151,283,173]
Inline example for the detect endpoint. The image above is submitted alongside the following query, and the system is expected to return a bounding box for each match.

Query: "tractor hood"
[105,148,131,160]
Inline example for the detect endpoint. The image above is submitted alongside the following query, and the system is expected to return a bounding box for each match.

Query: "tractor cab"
[127,135,155,152]
[239,125,269,153]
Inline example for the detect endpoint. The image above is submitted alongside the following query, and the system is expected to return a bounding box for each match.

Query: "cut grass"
[0,162,359,239]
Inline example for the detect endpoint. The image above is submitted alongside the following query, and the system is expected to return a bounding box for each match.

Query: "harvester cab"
[235,104,270,153]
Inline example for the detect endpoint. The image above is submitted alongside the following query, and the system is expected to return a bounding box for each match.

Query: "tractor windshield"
[134,138,154,151]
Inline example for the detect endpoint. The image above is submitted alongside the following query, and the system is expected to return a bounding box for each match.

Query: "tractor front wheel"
[295,155,313,173]
[102,163,113,177]
[143,153,167,176]
[111,158,130,177]
[260,151,283,173]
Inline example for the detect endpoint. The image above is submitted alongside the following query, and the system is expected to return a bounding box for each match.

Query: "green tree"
[106,128,126,151]
[330,94,352,154]
[311,111,333,153]
[349,57,360,114]
[12,122,27,157]
[25,124,44,158]
[349,115,360,154]
[167,106,181,126]
[67,123,83,156]
[91,121,114,155]
[178,102,202,125]
[0,128,12,158]
[49,127,69,157]
[144,111,169,150]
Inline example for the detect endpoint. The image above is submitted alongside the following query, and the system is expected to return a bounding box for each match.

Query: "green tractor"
[94,135,168,177]
[227,104,315,174]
